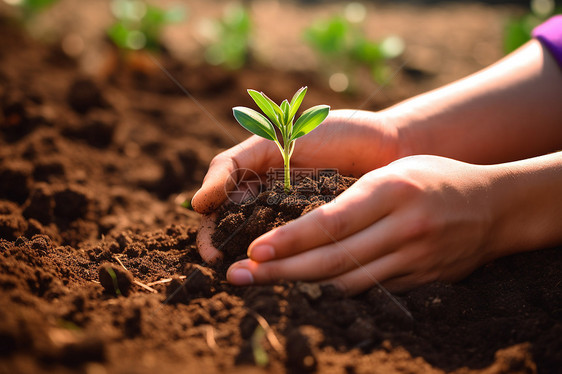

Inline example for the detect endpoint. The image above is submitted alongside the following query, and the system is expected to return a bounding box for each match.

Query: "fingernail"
[248,245,275,262]
[228,268,254,285]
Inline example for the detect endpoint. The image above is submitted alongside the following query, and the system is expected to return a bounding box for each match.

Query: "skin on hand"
[197,151,562,295]
[193,109,400,264]
[194,40,562,292]
[225,155,501,295]
[191,110,400,215]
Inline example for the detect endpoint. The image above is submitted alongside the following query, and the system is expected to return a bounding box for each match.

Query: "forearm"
[386,40,562,164]
[486,151,562,259]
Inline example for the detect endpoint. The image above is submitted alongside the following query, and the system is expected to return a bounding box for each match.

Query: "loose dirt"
[1,5,561,374]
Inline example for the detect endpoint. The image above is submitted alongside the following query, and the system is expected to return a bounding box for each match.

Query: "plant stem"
[283,143,291,193]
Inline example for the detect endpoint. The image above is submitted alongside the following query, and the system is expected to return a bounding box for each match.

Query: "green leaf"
[291,105,330,140]
[233,107,277,141]
[281,100,290,126]
[260,92,284,120]
[247,90,281,128]
[288,86,307,121]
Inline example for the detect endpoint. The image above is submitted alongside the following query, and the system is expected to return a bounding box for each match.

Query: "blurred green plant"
[303,2,404,92]
[200,3,252,70]
[251,326,269,367]
[504,0,561,54]
[107,0,186,51]
[105,266,122,296]
[4,0,59,21]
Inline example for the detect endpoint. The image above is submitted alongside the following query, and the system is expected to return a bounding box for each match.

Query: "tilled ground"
[1,6,561,374]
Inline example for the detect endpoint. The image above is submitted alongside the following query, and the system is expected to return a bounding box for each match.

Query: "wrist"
[380,105,431,160]
[485,154,562,259]
[328,109,402,169]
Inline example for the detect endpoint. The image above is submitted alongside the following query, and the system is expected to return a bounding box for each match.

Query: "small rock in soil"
[182,263,216,297]
[59,337,106,366]
[165,265,216,304]
[295,282,322,301]
[66,77,107,114]
[285,329,317,373]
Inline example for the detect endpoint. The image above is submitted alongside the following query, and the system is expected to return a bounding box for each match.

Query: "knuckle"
[270,226,299,257]
[328,278,351,296]
[209,152,229,168]
[319,249,350,277]
[389,176,423,199]
[257,264,278,283]
[417,270,440,285]
[401,211,437,240]
[315,208,348,238]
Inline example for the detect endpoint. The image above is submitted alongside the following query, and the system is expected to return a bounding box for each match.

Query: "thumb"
[191,156,237,214]
[191,137,280,214]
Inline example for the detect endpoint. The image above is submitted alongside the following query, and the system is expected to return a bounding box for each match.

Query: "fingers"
[241,214,398,281]
[196,213,223,264]
[228,214,413,288]
[227,248,412,297]
[380,274,433,294]
[321,251,411,296]
[192,156,237,214]
[247,173,396,262]
[192,137,280,214]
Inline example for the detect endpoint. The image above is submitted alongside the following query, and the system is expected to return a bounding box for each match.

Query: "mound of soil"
[212,173,357,263]
[0,8,561,374]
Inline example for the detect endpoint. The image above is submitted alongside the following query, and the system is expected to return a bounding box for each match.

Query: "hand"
[225,155,501,295]
[194,109,401,263]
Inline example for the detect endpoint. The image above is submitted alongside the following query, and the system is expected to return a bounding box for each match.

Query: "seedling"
[251,325,269,367]
[7,0,59,20]
[201,4,252,69]
[106,267,122,296]
[232,87,329,193]
[107,0,185,51]
[303,3,404,91]
[504,0,560,54]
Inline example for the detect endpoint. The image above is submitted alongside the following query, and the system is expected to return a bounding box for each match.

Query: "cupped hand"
[224,155,502,295]
[194,109,400,263]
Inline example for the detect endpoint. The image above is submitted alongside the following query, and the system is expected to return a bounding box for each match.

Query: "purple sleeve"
[532,15,562,68]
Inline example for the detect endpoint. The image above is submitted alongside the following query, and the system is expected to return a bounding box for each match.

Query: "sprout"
[232,87,330,193]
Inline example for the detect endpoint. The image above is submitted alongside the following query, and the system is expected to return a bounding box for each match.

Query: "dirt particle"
[66,77,107,114]
[0,204,28,241]
[285,329,317,373]
[296,282,322,301]
[0,161,32,204]
[59,337,106,366]
[212,174,357,265]
[98,263,133,297]
[23,183,54,224]
[53,185,91,222]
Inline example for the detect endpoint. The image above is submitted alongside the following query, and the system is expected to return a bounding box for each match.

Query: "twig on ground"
[133,280,158,293]
[146,276,186,287]
[249,310,283,354]
[112,255,158,294]
[205,325,218,351]
[113,255,128,270]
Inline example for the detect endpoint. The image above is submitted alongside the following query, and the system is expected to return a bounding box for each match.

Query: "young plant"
[9,0,59,21]
[303,3,404,91]
[108,0,185,51]
[232,87,330,193]
[504,0,560,54]
[201,3,252,70]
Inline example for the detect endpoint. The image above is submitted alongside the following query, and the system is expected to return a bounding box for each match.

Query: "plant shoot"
[232,87,330,193]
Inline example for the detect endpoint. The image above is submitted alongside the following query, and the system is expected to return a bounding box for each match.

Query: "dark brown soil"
[1,5,561,374]
[212,174,357,263]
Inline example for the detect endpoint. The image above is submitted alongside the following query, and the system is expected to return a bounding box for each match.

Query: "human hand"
[224,155,500,295]
[194,109,401,263]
